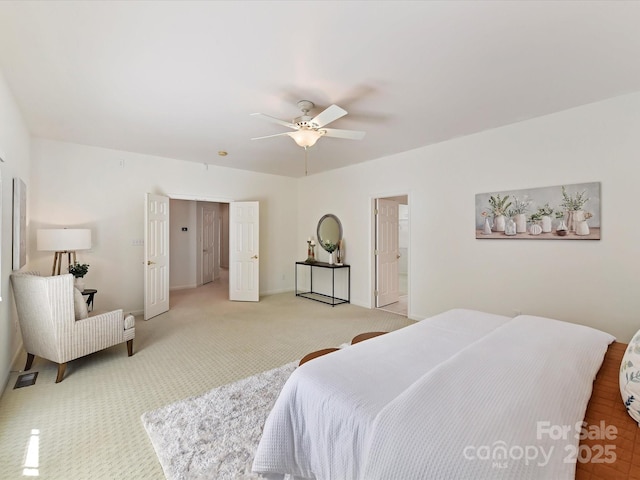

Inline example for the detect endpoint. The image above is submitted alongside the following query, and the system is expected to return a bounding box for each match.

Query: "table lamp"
[37,228,92,275]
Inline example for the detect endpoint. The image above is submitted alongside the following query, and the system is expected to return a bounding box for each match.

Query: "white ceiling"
[0,1,639,178]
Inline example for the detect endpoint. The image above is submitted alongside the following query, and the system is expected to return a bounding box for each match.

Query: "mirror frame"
[317,213,343,252]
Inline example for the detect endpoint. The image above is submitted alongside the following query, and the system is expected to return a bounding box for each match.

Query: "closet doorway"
[373,194,409,317]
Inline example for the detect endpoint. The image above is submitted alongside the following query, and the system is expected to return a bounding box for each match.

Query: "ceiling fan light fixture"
[289,128,324,148]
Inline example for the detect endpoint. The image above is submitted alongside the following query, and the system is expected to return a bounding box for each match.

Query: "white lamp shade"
[288,128,323,148]
[37,229,92,251]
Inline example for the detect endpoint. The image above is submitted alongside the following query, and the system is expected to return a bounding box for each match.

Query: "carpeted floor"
[0,271,414,478]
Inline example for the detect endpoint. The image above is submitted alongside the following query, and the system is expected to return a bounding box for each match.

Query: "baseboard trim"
[170,284,199,291]
[1,340,25,396]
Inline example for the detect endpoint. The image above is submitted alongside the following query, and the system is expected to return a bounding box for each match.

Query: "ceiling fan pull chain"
[304,147,308,176]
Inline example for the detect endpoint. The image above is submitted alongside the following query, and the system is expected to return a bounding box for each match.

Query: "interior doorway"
[169,199,229,293]
[374,194,409,317]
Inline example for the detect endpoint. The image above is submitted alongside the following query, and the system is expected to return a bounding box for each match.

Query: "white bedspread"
[253,310,615,480]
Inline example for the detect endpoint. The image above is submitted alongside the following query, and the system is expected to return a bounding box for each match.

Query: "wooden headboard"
[576,341,640,479]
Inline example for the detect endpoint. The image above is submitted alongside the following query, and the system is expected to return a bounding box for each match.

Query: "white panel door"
[144,193,170,320]
[202,206,215,284]
[376,198,400,307]
[229,201,259,302]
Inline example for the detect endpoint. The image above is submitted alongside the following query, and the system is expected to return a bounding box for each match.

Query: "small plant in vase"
[536,203,554,233]
[507,196,531,233]
[488,194,512,232]
[560,186,589,231]
[576,212,592,236]
[69,262,89,291]
[323,241,337,265]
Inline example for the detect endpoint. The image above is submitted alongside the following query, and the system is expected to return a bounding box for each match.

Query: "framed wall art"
[475,182,600,240]
[13,177,26,269]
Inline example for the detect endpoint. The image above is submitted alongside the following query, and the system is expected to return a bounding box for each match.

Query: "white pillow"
[73,287,89,320]
[620,329,640,425]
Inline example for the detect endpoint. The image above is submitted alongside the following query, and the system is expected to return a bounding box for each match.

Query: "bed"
[252,309,624,480]
[576,341,640,480]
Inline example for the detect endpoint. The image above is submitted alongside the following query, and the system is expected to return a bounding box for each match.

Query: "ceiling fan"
[251,100,366,148]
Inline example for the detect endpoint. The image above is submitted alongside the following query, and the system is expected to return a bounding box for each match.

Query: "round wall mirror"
[317,214,343,252]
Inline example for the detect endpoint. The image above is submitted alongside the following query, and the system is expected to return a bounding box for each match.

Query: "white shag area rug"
[141,361,297,480]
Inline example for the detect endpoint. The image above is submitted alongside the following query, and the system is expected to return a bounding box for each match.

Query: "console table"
[295,261,350,306]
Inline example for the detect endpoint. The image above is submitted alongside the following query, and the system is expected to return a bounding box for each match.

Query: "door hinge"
[374,208,379,215]
[374,290,379,296]
[374,250,379,255]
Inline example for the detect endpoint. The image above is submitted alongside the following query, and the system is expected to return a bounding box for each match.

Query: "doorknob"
[251,255,258,259]
[147,260,155,265]
[396,254,401,259]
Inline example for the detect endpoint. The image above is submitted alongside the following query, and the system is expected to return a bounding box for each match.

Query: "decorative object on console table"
[37,228,92,274]
[336,239,344,265]
[68,262,89,291]
[305,238,316,263]
[323,241,337,265]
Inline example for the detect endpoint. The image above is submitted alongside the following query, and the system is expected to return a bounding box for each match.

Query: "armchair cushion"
[124,314,135,330]
[73,287,89,320]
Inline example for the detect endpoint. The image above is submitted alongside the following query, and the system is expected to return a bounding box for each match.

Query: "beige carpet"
[0,272,414,479]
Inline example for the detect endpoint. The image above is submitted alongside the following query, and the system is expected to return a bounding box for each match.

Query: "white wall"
[0,71,31,388]
[28,139,299,315]
[169,199,198,289]
[298,92,640,342]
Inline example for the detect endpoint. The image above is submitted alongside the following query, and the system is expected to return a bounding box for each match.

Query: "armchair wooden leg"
[24,353,35,371]
[127,339,133,357]
[55,363,67,383]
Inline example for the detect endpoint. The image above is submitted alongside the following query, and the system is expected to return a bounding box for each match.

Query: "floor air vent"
[14,372,38,389]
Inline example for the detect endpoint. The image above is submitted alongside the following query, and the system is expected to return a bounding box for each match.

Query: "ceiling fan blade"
[311,104,347,128]
[321,128,366,140]
[251,132,292,141]
[250,113,297,130]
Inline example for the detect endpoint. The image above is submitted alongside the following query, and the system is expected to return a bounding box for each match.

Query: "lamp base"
[52,251,77,276]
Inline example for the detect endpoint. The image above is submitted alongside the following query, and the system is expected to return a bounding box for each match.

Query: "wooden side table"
[81,289,97,311]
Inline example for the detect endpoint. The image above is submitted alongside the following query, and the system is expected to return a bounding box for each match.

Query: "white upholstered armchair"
[10,272,135,383]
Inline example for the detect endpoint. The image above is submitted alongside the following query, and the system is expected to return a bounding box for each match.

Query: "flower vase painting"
[475,182,600,240]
